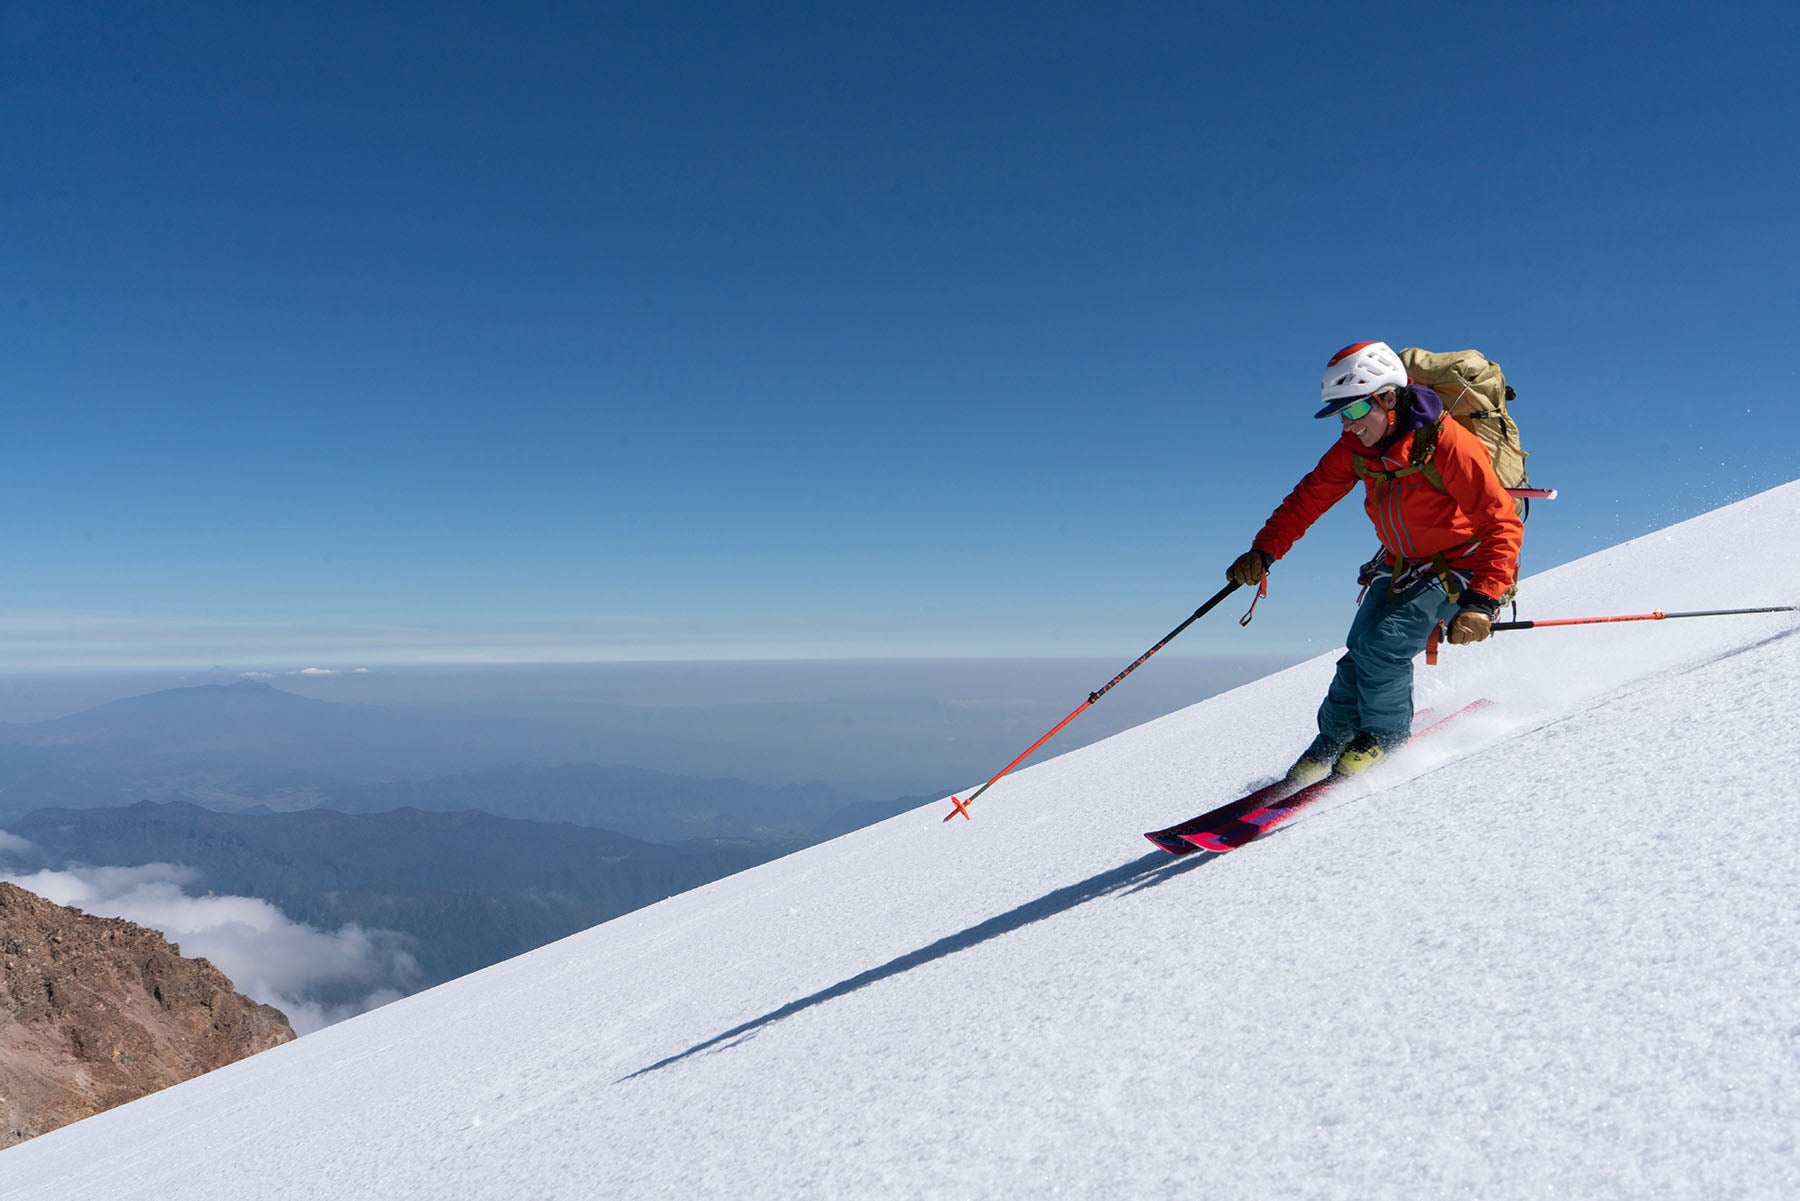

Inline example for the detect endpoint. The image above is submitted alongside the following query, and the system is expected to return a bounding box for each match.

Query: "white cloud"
[1,865,419,1036]
[0,829,37,857]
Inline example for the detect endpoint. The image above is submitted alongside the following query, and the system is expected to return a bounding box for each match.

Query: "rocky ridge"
[0,880,295,1148]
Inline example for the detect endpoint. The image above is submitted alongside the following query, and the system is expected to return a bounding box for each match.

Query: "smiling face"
[1340,390,1398,447]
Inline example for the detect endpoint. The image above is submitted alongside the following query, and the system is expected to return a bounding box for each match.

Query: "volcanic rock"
[0,880,295,1148]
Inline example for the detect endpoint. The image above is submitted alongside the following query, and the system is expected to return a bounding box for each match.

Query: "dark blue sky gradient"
[4,1,1795,668]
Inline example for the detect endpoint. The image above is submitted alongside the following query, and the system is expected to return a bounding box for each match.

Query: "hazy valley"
[0,663,1266,1030]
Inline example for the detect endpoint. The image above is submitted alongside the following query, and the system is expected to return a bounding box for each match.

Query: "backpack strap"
[1353,417,1481,605]
[1383,542,1475,606]
[1351,418,1447,494]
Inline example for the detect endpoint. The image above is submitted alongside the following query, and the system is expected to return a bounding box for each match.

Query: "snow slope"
[3,483,1797,1201]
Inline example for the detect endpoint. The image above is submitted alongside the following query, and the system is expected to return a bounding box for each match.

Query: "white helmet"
[1317,341,1407,418]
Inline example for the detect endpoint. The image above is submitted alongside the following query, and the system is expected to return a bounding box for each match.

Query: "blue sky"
[4,1,1795,671]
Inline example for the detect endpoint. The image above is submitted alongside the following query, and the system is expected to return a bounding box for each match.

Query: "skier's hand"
[1446,608,1493,644]
[1227,550,1271,586]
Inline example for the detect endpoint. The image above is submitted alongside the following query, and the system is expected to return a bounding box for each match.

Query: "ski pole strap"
[1238,573,1267,626]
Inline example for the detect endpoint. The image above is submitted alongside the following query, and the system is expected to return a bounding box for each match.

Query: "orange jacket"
[1252,401,1523,602]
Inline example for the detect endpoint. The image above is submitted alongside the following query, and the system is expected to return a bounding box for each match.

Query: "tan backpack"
[1398,347,1528,489]
[1351,347,1531,612]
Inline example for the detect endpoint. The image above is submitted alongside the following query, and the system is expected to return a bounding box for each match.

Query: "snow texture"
[3,482,1797,1200]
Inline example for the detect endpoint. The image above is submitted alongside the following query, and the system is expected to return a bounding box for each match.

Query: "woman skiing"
[1226,341,1523,784]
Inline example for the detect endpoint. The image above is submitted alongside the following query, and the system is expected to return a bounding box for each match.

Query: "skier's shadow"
[621,848,1215,1080]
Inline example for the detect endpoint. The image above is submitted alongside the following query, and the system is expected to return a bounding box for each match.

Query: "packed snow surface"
[3,483,1797,1200]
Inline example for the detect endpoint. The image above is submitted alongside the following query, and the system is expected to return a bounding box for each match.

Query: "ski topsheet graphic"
[1146,700,1493,856]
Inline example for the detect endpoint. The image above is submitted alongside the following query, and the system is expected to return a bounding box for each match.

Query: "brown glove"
[1227,550,1271,586]
[1446,608,1493,644]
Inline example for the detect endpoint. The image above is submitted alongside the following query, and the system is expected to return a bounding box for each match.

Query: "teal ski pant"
[1317,575,1463,750]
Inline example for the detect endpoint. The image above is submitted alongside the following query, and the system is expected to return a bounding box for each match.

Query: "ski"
[1142,778,1298,854]
[1180,699,1492,853]
[1145,699,1492,856]
[1180,772,1347,853]
[1142,705,1440,855]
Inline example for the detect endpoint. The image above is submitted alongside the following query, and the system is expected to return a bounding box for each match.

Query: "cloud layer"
[0,860,418,1035]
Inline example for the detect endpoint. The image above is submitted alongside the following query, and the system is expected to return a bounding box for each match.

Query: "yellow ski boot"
[1284,735,1343,787]
[1332,733,1387,776]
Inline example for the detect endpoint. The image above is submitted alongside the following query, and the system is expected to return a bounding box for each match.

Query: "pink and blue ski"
[1144,699,1492,856]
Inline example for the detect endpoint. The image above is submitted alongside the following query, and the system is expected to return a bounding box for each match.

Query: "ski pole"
[1493,605,1798,632]
[943,582,1243,822]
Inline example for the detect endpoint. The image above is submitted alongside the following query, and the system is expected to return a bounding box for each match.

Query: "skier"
[1226,341,1523,785]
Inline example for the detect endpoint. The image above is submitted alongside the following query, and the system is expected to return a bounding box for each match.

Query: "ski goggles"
[1337,397,1376,422]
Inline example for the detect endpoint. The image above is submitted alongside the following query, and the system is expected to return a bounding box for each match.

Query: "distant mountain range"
[0,679,626,787]
[0,682,939,1024]
[3,801,804,1000]
[0,680,931,839]
[333,764,934,843]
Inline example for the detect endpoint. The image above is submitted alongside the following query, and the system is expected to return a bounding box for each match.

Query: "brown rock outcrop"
[0,880,296,1148]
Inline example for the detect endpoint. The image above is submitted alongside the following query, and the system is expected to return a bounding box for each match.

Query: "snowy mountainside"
[2,481,1796,1200]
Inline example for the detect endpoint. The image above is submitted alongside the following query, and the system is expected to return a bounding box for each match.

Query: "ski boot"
[1332,732,1388,776]
[1284,735,1345,787]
